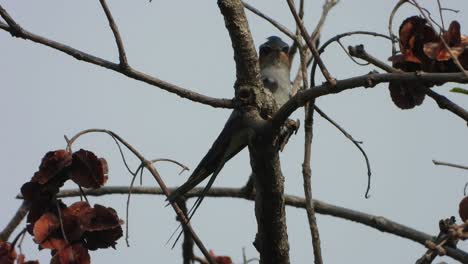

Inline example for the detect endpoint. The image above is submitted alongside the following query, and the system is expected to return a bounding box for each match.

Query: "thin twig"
[98,0,128,67]
[388,0,408,56]
[337,40,370,66]
[410,0,468,78]
[152,158,190,175]
[293,30,392,93]
[0,7,232,109]
[65,129,216,264]
[242,1,296,40]
[178,199,195,264]
[39,185,468,263]
[125,164,144,246]
[407,1,443,31]
[348,44,468,124]
[286,0,336,86]
[309,0,339,47]
[436,0,445,30]
[287,0,306,63]
[432,160,468,170]
[299,41,323,264]
[291,0,339,92]
[56,200,69,245]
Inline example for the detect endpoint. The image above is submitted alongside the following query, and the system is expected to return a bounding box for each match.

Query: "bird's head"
[259,36,290,69]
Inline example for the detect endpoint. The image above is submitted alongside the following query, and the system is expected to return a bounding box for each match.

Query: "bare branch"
[273,70,468,129]
[433,160,468,170]
[309,0,339,47]
[0,201,31,241]
[349,45,468,124]
[388,0,407,56]
[218,0,261,91]
[410,0,468,78]
[293,30,391,93]
[242,1,296,40]
[39,185,468,263]
[286,0,336,85]
[98,0,128,67]
[289,0,338,65]
[0,7,232,109]
[426,89,468,124]
[300,46,323,264]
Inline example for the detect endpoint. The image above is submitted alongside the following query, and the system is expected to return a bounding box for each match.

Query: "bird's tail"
[166,167,209,203]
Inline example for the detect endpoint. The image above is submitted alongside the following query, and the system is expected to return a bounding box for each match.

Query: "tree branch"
[242,1,296,40]
[0,7,232,109]
[425,90,468,124]
[299,45,323,264]
[98,0,128,67]
[273,70,468,129]
[286,0,336,86]
[25,185,468,263]
[218,1,289,263]
[65,129,216,264]
[432,160,468,170]
[218,0,261,91]
[0,201,30,241]
[349,45,468,124]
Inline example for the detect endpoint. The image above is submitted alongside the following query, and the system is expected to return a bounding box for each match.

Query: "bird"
[166,36,292,220]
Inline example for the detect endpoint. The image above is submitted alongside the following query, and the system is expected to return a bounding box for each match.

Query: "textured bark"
[248,114,290,264]
[217,1,291,262]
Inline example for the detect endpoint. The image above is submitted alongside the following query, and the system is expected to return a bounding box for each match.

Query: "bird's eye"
[282,46,289,53]
[260,46,272,56]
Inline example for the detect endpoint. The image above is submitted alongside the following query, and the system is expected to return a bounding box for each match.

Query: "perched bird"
[259,36,292,107]
[166,36,292,218]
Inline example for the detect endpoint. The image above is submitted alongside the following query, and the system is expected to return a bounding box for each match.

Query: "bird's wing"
[166,110,248,203]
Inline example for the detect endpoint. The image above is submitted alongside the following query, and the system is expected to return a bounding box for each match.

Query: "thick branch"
[0,10,232,108]
[247,114,290,264]
[218,0,261,91]
[272,71,468,129]
[349,45,468,124]
[40,186,468,263]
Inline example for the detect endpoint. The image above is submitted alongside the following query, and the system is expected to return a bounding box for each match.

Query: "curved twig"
[65,129,216,264]
[388,0,407,56]
[314,106,373,198]
[152,158,190,175]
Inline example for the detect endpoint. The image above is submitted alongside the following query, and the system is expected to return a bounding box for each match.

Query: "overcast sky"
[1,0,468,263]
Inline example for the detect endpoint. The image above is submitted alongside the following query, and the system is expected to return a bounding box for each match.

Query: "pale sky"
[1,0,468,263]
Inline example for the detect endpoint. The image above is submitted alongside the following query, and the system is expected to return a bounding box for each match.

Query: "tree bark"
[249,116,290,264]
